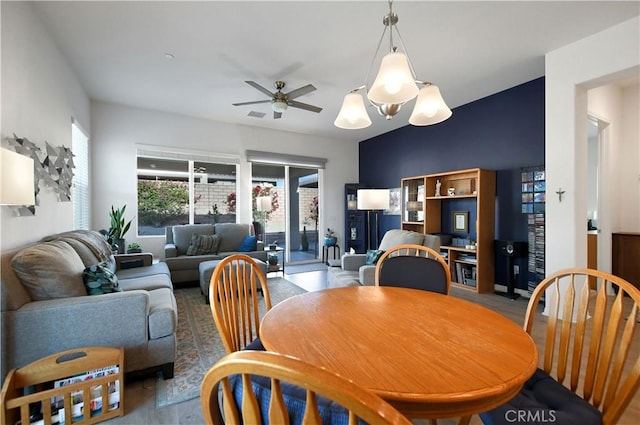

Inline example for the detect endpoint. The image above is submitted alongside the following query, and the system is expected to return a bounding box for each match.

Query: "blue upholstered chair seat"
[479,368,602,425]
[228,374,356,425]
[243,336,266,351]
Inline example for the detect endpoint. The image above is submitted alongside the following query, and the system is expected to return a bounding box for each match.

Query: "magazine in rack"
[49,364,120,423]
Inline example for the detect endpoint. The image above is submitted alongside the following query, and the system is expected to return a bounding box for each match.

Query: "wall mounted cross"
[555,187,566,202]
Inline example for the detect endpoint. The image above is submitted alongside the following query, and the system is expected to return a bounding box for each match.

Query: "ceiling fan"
[233,80,322,119]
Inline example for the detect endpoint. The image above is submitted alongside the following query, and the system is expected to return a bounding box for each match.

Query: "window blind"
[72,122,90,230]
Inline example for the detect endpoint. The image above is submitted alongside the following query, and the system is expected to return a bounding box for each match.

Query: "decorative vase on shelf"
[301,226,309,251]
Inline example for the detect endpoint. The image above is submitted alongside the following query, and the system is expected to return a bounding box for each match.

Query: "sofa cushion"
[378,229,425,251]
[215,223,252,253]
[11,240,87,301]
[83,263,122,295]
[172,224,214,255]
[42,230,115,268]
[116,262,171,280]
[117,273,173,291]
[237,235,258,252]
[186,233,220,256]
[364,249,384,265]
[147,288,177,339]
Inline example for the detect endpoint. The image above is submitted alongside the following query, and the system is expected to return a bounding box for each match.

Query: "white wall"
[90,101,359,258]
[587,83,640,272]
[620,83,640,231]
[546,16,639,275]
[0,1,91,250]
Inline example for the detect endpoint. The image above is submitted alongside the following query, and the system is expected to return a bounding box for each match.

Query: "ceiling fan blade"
[232,100,271,106]
[274,111,282,119]
[245,81,275,98]
[288,100,322,113]
[285,84,316,100]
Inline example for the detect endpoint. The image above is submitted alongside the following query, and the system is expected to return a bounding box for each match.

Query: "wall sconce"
[1,147,35,206]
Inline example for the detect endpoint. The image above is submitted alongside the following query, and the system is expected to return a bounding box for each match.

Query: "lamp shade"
[367,52,419,106]
[256,195,271,212]
[0,148,35,205]
[334,92,372,129]
[409,84,452,126]
[357,189,390,210]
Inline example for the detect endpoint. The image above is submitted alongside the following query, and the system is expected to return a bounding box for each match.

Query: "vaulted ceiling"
[32,1,639,142]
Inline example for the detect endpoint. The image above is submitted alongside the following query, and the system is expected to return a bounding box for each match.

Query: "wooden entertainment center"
[401,168,496,293]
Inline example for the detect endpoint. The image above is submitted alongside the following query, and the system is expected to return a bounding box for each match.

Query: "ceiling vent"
[248,111,266,118]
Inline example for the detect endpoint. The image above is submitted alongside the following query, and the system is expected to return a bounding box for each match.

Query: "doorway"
[251,163,321,265]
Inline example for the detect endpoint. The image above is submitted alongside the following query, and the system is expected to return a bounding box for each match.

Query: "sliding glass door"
[251,163,320,264]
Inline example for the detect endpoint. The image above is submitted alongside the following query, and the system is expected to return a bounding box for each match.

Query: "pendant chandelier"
[334,0,452,130]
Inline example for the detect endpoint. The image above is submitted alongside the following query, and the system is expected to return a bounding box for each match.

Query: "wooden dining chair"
[479,268,640,425]
[200,350,413,425]
[374,244,451,294]
[208,254,272,353]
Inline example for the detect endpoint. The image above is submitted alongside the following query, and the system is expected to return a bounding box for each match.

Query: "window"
[137,153,238,236]
[72,122,90,230]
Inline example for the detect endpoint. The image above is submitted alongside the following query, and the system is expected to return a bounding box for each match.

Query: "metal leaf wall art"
[5,134,75,216]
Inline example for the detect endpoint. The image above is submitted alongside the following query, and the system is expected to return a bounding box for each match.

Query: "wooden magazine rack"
[1,347,124,425]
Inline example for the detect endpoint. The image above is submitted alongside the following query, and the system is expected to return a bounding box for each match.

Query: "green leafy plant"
[127,242,140,250]
[109,205,133,241]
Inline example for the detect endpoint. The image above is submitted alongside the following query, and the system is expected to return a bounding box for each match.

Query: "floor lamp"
[357,189,390,250]
[256,195,271,243]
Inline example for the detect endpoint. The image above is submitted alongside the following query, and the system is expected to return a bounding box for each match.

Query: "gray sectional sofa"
[0,230,177,385]
[327,229,452,288]
[163,223,266,284]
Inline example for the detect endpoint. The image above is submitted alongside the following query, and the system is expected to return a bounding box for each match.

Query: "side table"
[265,246,285,276]
[322,245,341,265]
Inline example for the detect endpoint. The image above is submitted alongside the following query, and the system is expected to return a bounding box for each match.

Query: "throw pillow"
[237,235,258,252]
[82,263,122,295]
[11,240,88,300]
[364,249,384,265]
[186,234,221,256]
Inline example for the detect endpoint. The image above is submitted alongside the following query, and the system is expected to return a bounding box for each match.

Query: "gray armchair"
[327,230,452,288]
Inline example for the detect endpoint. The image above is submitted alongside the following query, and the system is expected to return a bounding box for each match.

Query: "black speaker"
[495,240,527,258]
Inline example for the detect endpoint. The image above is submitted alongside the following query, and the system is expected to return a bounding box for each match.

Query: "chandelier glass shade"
[333,92,372,129]
[368,52,418,105]
[335,0,452,130]
[409,83,452,126]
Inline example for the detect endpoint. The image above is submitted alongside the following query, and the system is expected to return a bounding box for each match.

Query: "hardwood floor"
[108,269,640,424]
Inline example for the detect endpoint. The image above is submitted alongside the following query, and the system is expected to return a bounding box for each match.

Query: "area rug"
[156,277,306,408]
[285,262,328,274]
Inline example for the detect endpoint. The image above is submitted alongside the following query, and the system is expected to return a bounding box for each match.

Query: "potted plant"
[324,228,338,247]
[108,205,133,254]
[127,242,142,254]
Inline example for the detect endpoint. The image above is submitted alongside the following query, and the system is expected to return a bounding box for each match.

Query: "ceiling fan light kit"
[335,0,452,130]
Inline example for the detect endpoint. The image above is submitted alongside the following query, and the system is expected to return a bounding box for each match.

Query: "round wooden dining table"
[260,286,538,420]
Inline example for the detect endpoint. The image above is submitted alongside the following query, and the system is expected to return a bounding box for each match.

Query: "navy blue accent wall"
[358,77,545,289]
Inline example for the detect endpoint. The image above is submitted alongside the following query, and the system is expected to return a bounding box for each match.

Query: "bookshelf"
[401,168,496,293]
